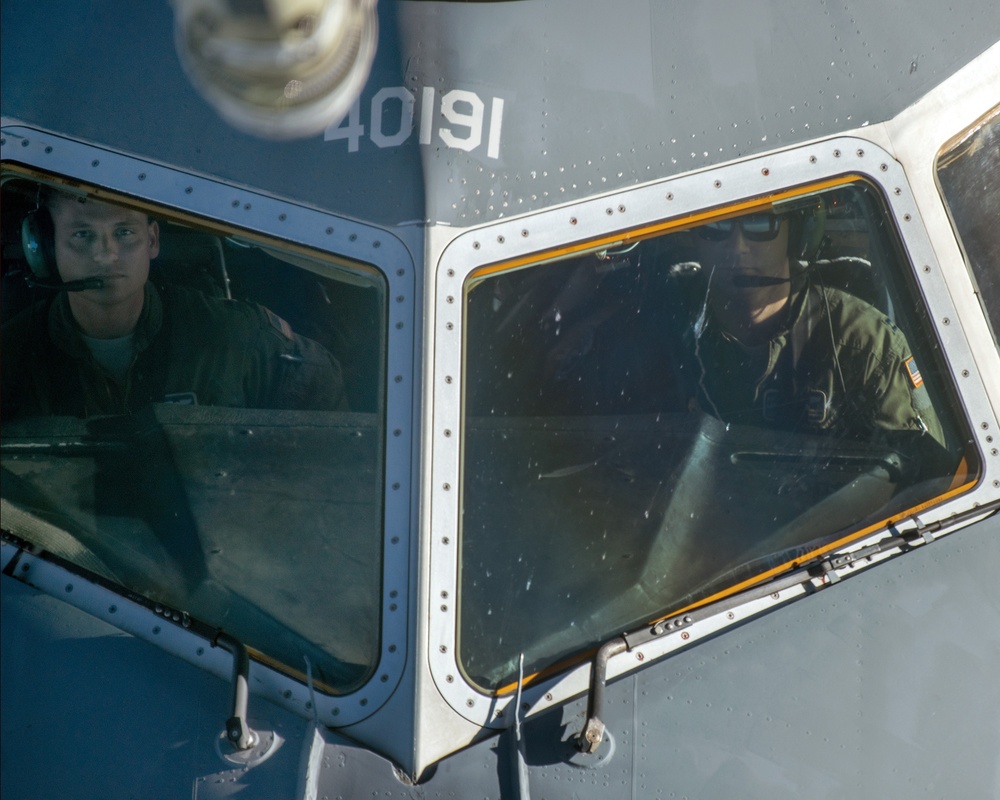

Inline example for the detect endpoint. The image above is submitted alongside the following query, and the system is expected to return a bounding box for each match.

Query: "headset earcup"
[21,210,57,280]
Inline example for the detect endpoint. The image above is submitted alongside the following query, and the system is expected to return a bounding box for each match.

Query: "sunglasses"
[696,213,784,242]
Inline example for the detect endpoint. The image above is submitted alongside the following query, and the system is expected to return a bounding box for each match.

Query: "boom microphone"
[25,276,106,292]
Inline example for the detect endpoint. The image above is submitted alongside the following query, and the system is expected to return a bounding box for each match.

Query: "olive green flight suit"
[694,282,945,448]
[2,283,346,418]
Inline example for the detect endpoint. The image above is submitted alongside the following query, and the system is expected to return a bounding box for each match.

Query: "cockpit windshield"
[460,179,976,690]
[1,174,387,693]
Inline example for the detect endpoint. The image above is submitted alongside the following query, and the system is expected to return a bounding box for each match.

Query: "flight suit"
[2,282,346,418]
[693,282,946,448]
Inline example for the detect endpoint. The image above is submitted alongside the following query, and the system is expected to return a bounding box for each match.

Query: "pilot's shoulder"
[161,285,293,341]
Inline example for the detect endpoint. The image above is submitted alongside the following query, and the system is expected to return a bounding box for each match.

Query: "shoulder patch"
[264,307,294,340]
[904,356,923,388]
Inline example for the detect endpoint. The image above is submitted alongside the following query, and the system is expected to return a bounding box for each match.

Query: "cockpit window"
[459,178,976,690]
[1,175,387,693]
[936,104,1000,350]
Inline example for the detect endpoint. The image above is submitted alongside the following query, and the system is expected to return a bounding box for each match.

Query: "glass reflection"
[461,180,970,689]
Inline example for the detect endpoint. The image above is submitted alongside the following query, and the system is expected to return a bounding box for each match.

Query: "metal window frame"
[428,134,1000,729]
[0,125,415,726]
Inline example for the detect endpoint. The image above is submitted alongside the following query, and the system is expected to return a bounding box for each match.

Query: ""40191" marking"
[325,86,505,159]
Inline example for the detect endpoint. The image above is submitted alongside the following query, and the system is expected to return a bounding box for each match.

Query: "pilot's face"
[695,213,791,287]
[49,195,159,307]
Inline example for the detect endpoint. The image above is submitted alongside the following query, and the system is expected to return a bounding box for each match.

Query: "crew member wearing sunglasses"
[688,208,947,471]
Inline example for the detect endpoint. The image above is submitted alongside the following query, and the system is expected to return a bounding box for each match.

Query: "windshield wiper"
[576,499,999,753]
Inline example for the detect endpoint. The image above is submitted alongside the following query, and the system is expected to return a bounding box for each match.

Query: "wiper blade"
[1,439,128,456]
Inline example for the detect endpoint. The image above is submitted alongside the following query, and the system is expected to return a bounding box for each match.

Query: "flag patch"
[905,357,923,388]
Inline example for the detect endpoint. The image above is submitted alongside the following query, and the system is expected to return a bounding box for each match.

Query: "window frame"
[429,135,1000,728]
[0,126,415,726]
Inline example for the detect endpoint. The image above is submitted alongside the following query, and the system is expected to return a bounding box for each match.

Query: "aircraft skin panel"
[2,1,1000,798]
[4,514,997,798]
[2,1,998,226]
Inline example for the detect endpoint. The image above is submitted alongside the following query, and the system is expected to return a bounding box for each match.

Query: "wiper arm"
[576,499,999,753]
[576,562,815,753]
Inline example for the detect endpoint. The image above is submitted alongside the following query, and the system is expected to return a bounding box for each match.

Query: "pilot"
[2,189,347,418]
[685,207,947,452]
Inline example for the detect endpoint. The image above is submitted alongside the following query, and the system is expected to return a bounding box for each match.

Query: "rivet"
[606,208,614,215]
[618,204,626,213]
[713,180,722,188]
[943,318,951,325]
[809,155,818,163]
[982,422,991,430]
[497,235,505,243]
[570,217,578,225]
[880,163,889,172]
[278,213,287,221]
[91,159,100,167]
[444,429,452,437]
[636,652,645,661]
[833,149,841,158]
[445,375,453,384]
[761,168,770,176]
[473,241,481,249]
[373,240,381,248]
[185,186,193,194]
[521,229,529,237]
[138,173,146,181]
[856,149,865,157]
[681,632,690,640]
[545,692,553,701]
[443,483,451,491]
[962,370,970,377]
[446,675,454,683]
[666,192,674,201]
[442,536,451,545]
[325,226,334,234]
[903,214,912,222]
[447,268,455,277]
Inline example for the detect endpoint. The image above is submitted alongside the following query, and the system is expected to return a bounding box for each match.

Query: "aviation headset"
[21,202,59,281]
